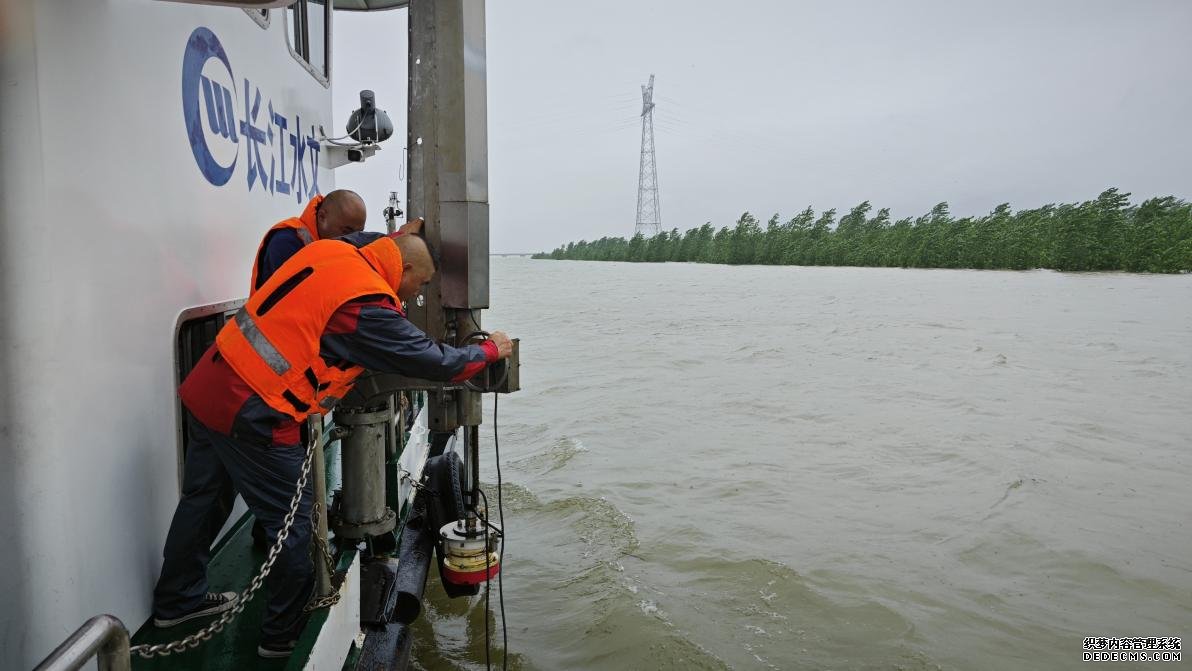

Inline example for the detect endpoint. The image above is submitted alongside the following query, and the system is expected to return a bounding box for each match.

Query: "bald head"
[316,190,366,239]
[394,233,437,302]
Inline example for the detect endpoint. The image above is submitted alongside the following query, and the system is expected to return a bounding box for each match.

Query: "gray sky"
[334,0,1192,254]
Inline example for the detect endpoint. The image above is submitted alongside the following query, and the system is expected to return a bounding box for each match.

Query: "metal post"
[383,192,402,235]
[386,394,399,458]
[408,0,490,306]
[409,0,490,436]
[34,615,130,671]
[308,417,332,598]
[459,424,480,518]
[466,424,481,527]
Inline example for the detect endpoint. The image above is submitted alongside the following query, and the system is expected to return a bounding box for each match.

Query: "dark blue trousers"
[153,414,314,644]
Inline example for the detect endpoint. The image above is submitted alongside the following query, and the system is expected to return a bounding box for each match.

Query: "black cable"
[494,391,508,671]
[484,506,491,671]
[455,325,510,669]
[476,489,503,535]
[474,406,509,670]
[476,487,494,671]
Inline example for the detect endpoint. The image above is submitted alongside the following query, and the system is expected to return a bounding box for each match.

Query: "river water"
[413,258,1191,671]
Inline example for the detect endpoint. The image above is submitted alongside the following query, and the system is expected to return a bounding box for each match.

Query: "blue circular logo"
[181,27,239,186]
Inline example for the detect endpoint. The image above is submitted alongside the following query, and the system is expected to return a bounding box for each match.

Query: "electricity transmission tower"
[635,74,661,237]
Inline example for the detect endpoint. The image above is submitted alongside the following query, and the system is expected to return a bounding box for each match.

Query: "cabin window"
[245,8,270,29]
[173,301,245,477]
[287,0,331,86]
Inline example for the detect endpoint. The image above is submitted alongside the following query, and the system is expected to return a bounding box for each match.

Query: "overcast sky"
[333,0,1192,253]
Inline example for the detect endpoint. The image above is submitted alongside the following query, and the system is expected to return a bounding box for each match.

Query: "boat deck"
[129,515,352,671]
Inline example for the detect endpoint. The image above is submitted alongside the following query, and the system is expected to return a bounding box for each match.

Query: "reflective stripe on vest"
[232,308,290,376]
[217,237,404,422]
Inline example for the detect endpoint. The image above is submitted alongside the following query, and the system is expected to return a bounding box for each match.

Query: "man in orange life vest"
[251,189,368,294]
[247,191,423,548]
[152,231,513,658]
[252,189,426,292]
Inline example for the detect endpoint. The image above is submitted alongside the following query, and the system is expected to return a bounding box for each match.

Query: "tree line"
[532,189,1192,273]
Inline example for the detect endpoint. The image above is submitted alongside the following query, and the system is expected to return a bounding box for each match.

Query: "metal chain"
[304,501,343,612]
[399,468,435,497]
[130,435,319,659]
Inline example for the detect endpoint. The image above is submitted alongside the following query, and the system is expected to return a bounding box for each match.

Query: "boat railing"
[33,614,131,671]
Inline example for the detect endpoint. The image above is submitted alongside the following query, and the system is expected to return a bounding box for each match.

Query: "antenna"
[635,74,661,237]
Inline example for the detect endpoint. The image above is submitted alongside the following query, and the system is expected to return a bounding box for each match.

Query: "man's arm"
[337,231,386,248]
[257,229,306,289]
[320,298,499,381]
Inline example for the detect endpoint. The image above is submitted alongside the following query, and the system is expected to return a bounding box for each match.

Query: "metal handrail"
[34,614,130,671]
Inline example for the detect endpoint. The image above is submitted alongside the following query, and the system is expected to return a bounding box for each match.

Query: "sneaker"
[153,592,239,628]
[257,640,298,659]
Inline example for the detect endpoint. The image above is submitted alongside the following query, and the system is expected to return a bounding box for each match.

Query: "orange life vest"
[217,235,404,421]
[249,194,324,294]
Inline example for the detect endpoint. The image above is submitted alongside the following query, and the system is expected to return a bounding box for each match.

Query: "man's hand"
[488,331,513,359]
[398,217,425,236]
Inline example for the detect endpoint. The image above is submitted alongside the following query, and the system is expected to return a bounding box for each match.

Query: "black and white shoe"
[257,640,298,659]
[153,592,239,628]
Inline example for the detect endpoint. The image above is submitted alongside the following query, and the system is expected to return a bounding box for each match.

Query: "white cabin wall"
[1,1,335,666]
[0,0,49,666]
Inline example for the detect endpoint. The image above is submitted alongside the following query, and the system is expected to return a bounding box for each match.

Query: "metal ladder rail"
[34,614,130,671]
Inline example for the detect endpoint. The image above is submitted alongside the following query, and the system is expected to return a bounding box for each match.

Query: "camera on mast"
[346,90,394,144]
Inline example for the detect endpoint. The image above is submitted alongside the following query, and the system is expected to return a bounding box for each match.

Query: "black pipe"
[392,492,435,624]
[355,620,412,671]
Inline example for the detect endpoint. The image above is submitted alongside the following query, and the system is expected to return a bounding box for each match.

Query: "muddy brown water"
[412,258,1191,671]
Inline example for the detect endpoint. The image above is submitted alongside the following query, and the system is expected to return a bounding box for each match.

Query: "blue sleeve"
[320,303,490,380]
[337,231,387,248]
[258,229,306,289]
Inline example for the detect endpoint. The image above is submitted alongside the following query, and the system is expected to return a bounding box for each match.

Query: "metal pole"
[459,424,476,522]
[384,192,401,235]
[309,417,332,598]
[467,424,480,519]
[34,614,130,671]
[409,0,490,438]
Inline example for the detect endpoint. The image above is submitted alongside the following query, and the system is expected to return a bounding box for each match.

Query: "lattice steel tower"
[635,74,661,236]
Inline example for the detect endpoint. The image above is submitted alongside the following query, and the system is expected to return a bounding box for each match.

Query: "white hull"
[1,2,337,666]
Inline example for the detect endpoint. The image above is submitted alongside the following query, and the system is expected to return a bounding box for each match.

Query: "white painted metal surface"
[0,1,344,667]
[302,552,362,671]
[396,406,434,517]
